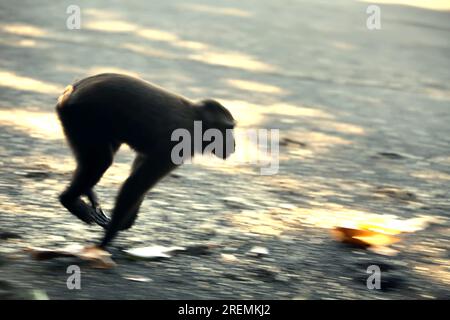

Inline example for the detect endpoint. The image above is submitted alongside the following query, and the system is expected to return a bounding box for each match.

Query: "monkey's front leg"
[99,173,149,247]
[99,155,175,248]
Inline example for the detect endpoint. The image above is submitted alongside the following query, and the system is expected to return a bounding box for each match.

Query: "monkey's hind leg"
[59,144,115,227]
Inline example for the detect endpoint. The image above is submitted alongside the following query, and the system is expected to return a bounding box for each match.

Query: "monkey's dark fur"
[56,73,235,248]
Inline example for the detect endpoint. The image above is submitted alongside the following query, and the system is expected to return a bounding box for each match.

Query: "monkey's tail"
[56,85,74,111]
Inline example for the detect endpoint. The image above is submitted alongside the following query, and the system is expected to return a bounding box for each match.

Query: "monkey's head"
[197,99,236,159]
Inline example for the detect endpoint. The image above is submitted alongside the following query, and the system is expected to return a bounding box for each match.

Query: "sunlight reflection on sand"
[0,109,62,139]
[0,71,62,95]
[0,23,47,37]
[358,0,450,11]
[180,4,252,17]
[229,203,443,237]
[226,79,285,94]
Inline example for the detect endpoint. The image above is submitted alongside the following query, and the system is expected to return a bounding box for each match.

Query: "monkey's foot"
[90,207,110,229]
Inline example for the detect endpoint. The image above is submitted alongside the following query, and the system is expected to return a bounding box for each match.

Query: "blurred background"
[0,0,449,299]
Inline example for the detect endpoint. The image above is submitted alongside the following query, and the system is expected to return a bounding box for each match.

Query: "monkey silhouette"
[56,73,235,248]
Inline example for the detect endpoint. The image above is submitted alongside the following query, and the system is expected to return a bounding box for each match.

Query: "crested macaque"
[56,73,236,248]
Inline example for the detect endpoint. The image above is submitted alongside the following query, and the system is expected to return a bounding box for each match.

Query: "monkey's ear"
[197,99,236,128]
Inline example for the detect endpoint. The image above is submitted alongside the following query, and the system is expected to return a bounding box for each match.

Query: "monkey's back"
[56,73,196,154]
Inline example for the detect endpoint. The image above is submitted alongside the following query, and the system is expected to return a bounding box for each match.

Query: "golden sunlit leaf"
[356,223,402,235]
[354,234,400,246]
[333,226,400,248]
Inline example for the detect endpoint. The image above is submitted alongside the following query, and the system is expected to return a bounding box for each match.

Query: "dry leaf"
[332,227,399,247]
[26,244,116,269]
